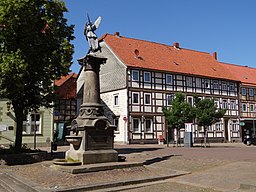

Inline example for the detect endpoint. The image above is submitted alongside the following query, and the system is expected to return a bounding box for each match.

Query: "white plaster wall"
[101,89,128,143]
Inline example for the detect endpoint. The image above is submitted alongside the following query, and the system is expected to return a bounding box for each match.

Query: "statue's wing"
[94,16,101,29]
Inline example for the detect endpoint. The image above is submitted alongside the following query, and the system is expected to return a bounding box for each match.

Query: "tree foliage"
[0,0,74,149]
[163,93,226,147]
[163,92,195,145]
[194,96,226,147]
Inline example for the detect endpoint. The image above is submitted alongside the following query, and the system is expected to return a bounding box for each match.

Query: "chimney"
[114,32,120,37]
[213,52,217,60]
[173,42,180,49]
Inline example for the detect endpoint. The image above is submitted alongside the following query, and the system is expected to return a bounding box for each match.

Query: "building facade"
[53,72,77,143]
[77,33,243,144]
[0,73,77,147]
[0,99,54,147]
[221,63,256,143]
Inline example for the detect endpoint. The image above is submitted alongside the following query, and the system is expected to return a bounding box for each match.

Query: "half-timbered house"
[221,63,256,143]
[54,72,78,142]
[77,33,241,144]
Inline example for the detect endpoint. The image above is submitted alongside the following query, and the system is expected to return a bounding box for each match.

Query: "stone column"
[66,54,118,164]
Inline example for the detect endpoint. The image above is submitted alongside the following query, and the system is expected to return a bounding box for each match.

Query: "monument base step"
[66,149,118,165]
[51,161,143,174]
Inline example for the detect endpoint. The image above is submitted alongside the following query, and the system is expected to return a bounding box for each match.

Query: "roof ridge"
[102,33,212,56]
[101,33,236,81]
[55,72,77,86]
[220,61,256,69]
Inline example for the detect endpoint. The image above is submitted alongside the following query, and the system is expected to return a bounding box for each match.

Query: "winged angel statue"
[84,15,101,52]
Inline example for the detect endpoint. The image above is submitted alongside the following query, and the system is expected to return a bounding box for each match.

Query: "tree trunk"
[176,128,180,147]
[12,101,24,150]
[204,126,207,148]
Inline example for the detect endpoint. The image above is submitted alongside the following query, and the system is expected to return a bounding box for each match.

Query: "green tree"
[0,0,74,150]
[163,93,195,146]
[194,97,226,147]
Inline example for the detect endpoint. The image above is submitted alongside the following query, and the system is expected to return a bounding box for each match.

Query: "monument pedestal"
[65,54,118,165]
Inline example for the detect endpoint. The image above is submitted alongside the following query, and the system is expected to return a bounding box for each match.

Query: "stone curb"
[240,183,256,191]
[50,170,190,192]
[0,172,39,192]
[51,161,144,174]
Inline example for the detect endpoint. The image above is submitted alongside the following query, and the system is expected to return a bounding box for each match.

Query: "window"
[166,94,174,106]
[222,99,228,109]
[222,82,227,90]
[113,94,119,106]
[242,103,247,112]
[144,93,151,105]
[132,92,140,104]
[249,88,254,96]
[132,118,140,132]
[144,72,151,82]
[187,96,193,105]
[54,99,77,122]
[231,120,239,131]
[241,88,246,95]
[186,77,193,87]
[132,70,139,81]
[166,74,173,84]
[214,99,219,108]
[204,79,210,88]
[207,125,213,131]
[196,78,201,87]
[250,104,254,112]
[113,116,119,132]
[215,123,222,131]
[230,100,236,110]
[145,119,153,133]
[213,80,219,89]
[23,113,41,134]
[229,82,235,91]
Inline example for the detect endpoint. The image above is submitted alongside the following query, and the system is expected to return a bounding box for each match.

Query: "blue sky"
[63,0,256,74]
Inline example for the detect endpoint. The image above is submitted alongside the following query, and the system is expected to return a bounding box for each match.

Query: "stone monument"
[65,16,118,165]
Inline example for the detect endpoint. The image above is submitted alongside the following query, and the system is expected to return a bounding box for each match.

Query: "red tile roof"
[55,73,78,99]
[55,73,78,87]
[101,34,237,81]
[220,62,256,86]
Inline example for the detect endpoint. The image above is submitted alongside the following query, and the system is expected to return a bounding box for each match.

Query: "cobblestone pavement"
[0,142,256,191]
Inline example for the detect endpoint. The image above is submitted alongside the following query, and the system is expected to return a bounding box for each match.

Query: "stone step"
[239,182,256,191]
[0,173,38,192]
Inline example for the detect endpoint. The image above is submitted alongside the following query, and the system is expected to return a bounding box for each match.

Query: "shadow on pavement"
[143,155,177,165]
[47,151,65,160]
[116,147,162,155]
